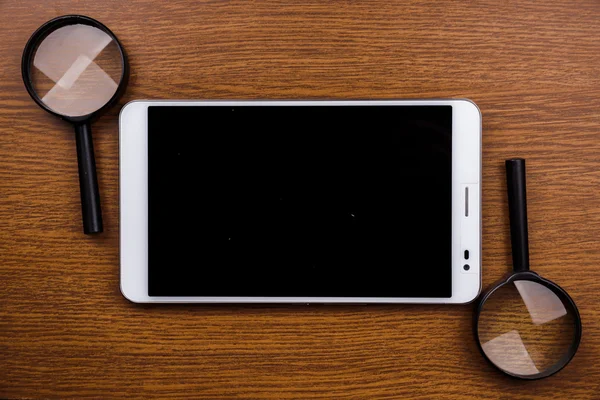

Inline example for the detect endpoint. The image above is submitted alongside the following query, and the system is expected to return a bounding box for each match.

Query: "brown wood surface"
[1,1,599,398]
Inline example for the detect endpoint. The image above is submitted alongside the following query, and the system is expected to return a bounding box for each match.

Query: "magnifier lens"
[29,24,122,117]
[477,279,578,377]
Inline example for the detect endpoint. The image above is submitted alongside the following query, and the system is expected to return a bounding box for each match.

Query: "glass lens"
[30,24,122,117]
[477,279,577,377]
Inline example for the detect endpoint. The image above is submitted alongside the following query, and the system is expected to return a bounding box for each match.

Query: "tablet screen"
[148,105,452,297]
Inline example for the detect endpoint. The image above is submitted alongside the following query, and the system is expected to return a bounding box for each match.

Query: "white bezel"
[120,100,481,304]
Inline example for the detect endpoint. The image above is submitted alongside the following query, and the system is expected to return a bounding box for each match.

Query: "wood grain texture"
[1,0,599,398]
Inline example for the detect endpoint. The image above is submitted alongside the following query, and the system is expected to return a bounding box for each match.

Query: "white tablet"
[120,100,481,304]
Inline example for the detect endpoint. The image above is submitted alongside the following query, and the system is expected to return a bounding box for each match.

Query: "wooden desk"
[1,1,599,398]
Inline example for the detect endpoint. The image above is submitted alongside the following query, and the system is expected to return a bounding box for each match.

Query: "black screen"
[148,105,452,297]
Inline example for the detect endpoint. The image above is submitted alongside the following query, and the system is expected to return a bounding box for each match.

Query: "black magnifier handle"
[74,123,103,234]
[506,158,529,272]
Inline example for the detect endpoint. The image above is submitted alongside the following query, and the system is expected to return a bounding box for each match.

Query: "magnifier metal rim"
[474,270,582,380]
[21,14,129,123]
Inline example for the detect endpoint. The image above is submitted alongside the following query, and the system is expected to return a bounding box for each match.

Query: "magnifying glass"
[474,158,582,379]
[21,15,129,234]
